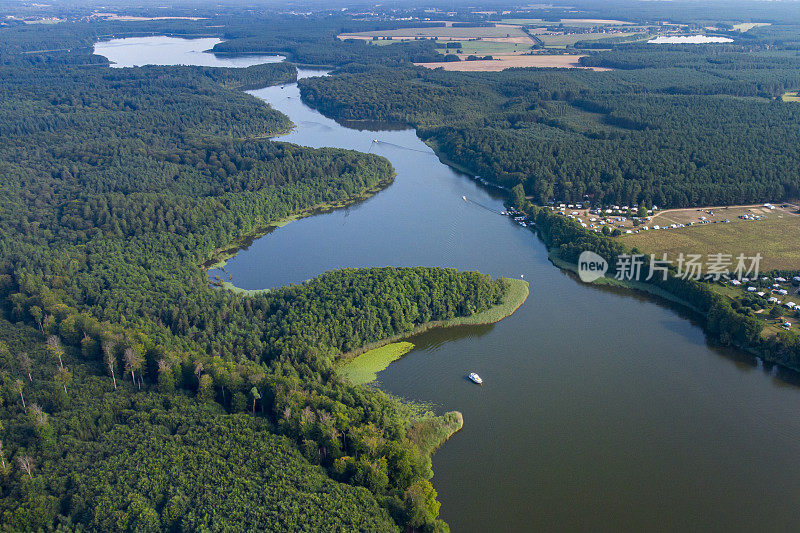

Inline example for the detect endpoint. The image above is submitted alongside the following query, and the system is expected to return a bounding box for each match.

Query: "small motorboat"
[468,372,483,385]
[462,195,468,202]
[373,139,379,143]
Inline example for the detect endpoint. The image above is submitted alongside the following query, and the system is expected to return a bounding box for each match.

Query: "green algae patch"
[340,342,416,385]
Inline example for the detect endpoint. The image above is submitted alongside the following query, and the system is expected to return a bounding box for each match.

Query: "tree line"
[0,23,516,531]
[298,48,800,208]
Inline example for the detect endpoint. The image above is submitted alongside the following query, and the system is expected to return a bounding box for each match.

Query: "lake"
[95,36,285,67]
[96,37,800,532]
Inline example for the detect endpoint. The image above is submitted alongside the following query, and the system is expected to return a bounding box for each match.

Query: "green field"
[437,40,533,55]
[340,25,528,39]
[622,215,800,271]
[362,39,403,46]
[538,32,642,48]
[501,18,633,26]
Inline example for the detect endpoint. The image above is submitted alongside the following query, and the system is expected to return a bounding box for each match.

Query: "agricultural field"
[337,24,531,41]
[500,18,634,26]
[446,40,534,55]
[415,54,599,71]
[538,31,642,48]
[732,22,771,32]
[341,21,644,61]
[621,205,800,271]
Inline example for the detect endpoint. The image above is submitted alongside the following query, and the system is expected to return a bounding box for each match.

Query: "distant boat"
[373,139,379,143]
[468,372,483,385]
[462,195,467,202]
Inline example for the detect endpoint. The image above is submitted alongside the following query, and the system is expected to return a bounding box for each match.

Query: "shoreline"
[410,136,784,370]
[202,175,395,280]
[408,411,464,457]
[547,249,779,362]
[412,138,719,318]
[336,277,529,368]
[335,278,527,456]
[546,250,704,314]
[265,97,775,378]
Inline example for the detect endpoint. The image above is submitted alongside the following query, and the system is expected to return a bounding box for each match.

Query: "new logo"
[578,251,608,283]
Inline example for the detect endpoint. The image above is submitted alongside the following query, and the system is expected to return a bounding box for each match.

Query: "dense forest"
[211,17,445,66]
[300,47,800,207]
[0,319,399,531]
[0,18,516,532]
[6,5,800,530]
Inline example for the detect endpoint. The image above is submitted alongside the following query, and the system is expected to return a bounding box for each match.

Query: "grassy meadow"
[622,212,800,271]
[441,40,532,55]
[538,32,642,48]
[338,25,529,40]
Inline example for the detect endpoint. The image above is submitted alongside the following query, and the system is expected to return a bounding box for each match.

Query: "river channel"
[97,37,800,532]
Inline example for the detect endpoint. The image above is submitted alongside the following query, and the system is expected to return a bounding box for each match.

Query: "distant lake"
[649,35,734,44]
[97,37,800,533]
[94,36,285,67]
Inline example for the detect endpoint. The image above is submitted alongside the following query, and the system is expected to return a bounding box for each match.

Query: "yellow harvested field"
[415,54,610,71]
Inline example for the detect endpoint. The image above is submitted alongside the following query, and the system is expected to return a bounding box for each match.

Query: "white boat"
[468,372,483,384]
[462,195,467,202]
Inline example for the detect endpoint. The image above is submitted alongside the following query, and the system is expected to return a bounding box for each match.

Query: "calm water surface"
[98,38,800,532]
[95,36,284,67]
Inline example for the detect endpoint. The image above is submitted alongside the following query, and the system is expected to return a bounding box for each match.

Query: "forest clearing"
[622,205,800,271]
[415,54,608,70]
